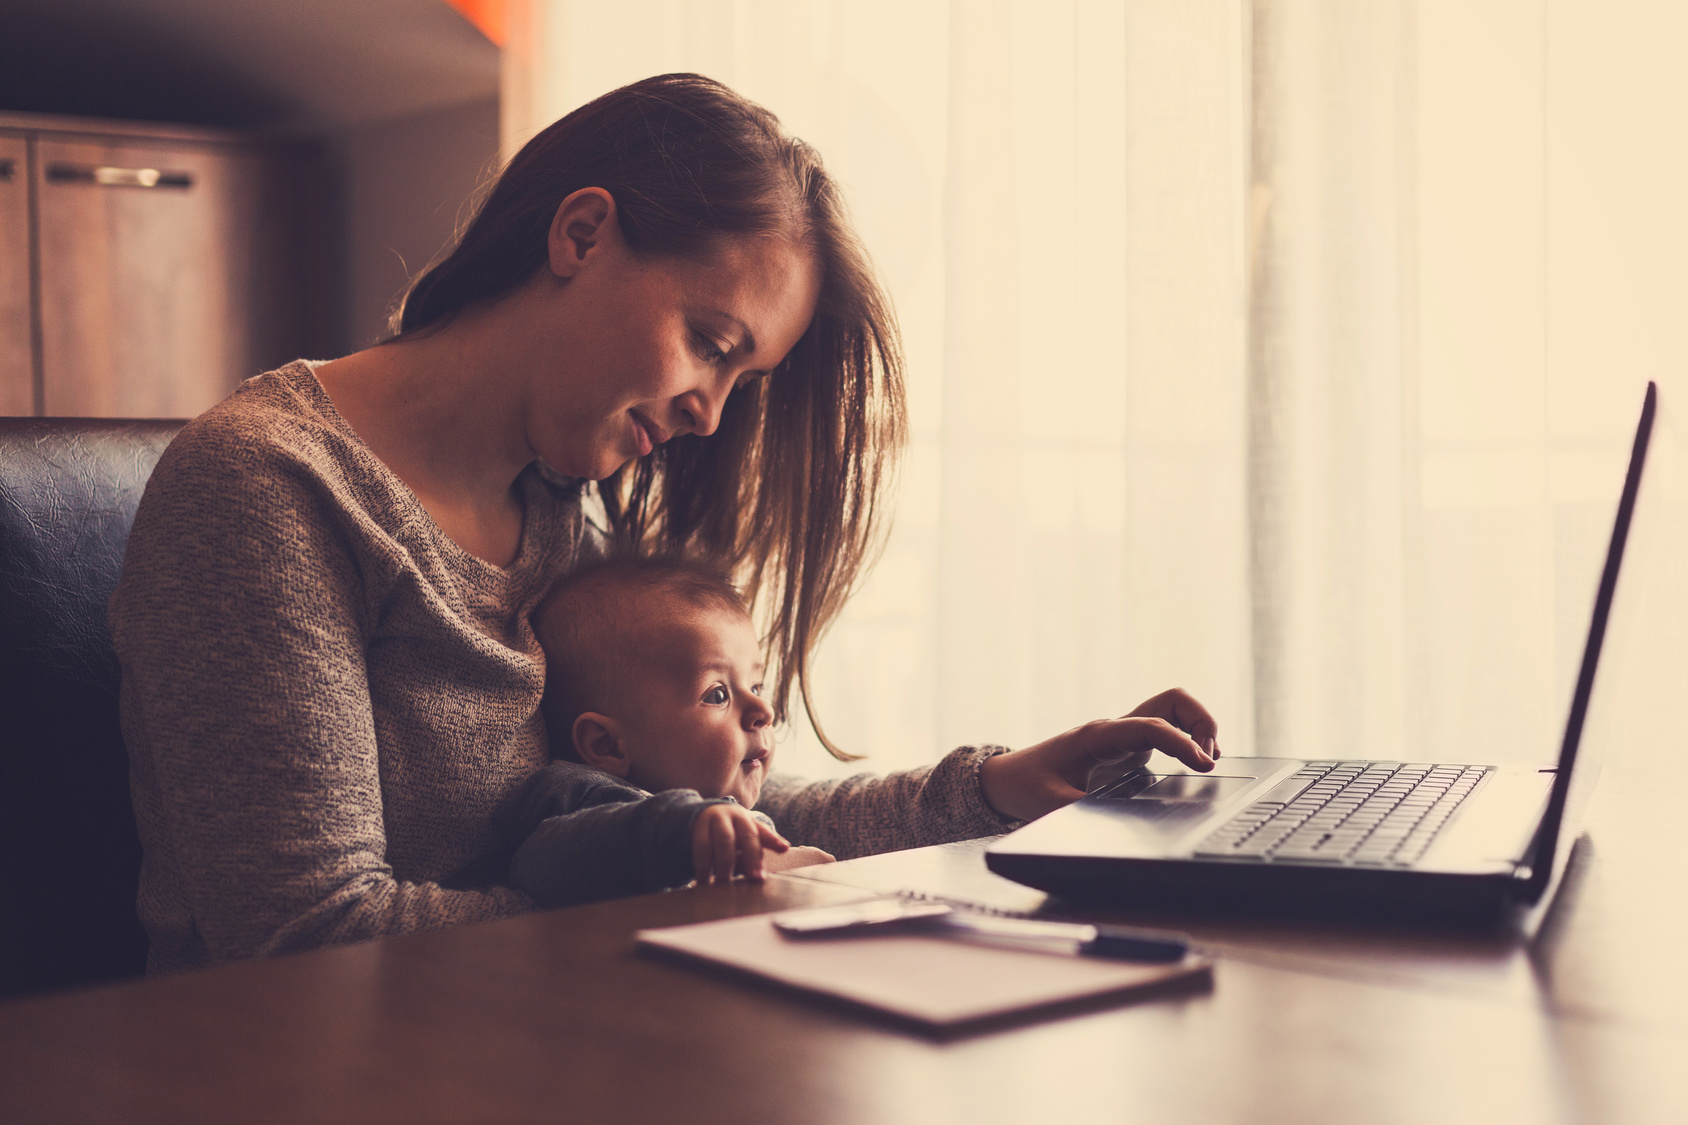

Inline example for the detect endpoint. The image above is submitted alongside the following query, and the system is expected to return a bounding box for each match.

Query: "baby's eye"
[702,685,729,706]
[750,684,762,696]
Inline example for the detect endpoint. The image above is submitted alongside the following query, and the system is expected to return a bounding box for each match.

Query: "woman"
[110,74,1218,973]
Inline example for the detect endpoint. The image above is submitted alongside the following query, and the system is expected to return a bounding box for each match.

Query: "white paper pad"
[635,910,1212,1033]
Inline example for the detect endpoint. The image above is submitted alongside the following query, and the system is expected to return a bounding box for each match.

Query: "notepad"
[634,906,1212,1035]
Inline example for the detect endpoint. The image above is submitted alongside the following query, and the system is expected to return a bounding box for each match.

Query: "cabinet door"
[0,134,31,416]
[34,137,262,418]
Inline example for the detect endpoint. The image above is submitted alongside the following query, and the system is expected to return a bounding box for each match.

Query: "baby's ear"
[573,713,630,777]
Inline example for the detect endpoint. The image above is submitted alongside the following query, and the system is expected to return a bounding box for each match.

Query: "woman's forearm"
[753,745,1020,860]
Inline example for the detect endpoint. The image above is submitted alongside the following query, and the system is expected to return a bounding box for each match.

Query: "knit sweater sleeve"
[111,424,531,965]
[753,746,1023,861]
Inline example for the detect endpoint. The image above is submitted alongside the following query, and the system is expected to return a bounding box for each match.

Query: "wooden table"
[3,759,1685,1124]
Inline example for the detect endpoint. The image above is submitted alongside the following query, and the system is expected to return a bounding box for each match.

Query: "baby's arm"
[506,762,733,907]
[507,763,830,904]
[509,792,714,907]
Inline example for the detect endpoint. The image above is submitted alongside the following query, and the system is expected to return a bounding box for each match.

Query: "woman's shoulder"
[149,361,460,549]
[112,364,393,636]
[124,361,435,589]
[159,361,365,485]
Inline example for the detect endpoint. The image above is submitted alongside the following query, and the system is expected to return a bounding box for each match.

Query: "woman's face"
[523,193,822,480]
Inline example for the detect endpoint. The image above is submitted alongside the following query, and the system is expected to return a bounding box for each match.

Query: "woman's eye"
[691,331,727,364]
[702,685,729,705]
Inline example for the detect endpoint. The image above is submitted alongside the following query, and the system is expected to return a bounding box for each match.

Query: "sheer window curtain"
[1249,0,1688,806]
[501,1,1687,792]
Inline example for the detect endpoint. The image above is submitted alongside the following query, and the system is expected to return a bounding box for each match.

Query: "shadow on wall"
[338,97,502,351]
[0,3,292,127]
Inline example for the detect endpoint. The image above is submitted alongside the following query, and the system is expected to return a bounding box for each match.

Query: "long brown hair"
[393,73,904,760]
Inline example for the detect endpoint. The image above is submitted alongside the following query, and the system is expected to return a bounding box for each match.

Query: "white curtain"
[502,0,1688,787]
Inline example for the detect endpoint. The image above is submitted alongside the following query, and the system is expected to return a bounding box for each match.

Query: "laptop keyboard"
[1194,761,1491,867]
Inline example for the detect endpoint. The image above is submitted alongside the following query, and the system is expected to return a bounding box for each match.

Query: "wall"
[339,97,501,350]
[0,0,499,133]
[0,0,501,365]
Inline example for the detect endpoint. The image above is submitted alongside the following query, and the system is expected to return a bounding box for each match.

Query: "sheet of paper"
[635,910,1211,1033]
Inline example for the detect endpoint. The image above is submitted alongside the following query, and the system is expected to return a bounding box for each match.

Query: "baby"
[505,554,835,908]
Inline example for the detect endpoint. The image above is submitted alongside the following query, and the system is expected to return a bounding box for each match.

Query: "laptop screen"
[1521,381,1656,902]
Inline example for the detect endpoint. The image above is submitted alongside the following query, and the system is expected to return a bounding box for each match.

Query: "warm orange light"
[445,0,505,47]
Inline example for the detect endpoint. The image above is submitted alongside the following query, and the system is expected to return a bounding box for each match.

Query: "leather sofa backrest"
[0,417,183,998]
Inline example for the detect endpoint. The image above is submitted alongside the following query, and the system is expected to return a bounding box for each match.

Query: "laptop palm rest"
[1072,770,1271,843]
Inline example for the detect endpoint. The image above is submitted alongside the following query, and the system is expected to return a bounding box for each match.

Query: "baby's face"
[617,605,775,808]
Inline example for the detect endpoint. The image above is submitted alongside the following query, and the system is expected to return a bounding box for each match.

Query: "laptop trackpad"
[1119,774,1259,802]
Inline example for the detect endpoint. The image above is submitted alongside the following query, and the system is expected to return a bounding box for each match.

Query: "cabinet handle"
[44,162,193,190]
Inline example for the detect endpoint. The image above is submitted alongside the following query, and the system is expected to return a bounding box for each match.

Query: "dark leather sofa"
[0,417,183,999]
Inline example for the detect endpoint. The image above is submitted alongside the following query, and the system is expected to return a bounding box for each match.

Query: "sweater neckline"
[284,360,557,585]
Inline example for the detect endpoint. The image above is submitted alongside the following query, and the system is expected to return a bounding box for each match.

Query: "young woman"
[109,74,1219,973]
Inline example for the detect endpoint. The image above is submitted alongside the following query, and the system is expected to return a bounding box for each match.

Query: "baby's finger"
[735,820,766,881]
[757,823,791,853]
[710,811,739,883]
[691,810,718,884]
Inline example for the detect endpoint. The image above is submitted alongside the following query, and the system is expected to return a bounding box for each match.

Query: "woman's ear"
[573,711,631,777]
[548,187,619,279]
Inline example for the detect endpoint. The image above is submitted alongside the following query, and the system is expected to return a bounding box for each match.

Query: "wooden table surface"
[3,757,1685,1125]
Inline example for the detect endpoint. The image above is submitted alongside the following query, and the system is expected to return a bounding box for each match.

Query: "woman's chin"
[565,451,632,481]
[592,443,646,480]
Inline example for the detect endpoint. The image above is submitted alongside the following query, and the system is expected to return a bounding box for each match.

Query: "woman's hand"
[978,689,1221,823]
[692,805,790,884]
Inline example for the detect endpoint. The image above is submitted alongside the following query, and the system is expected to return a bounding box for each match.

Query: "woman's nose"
[677,385,728,437]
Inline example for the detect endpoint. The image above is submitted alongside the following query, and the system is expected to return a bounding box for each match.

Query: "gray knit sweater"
[109,361,1018,974]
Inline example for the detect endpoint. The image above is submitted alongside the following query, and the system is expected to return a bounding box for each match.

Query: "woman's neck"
[315,304,538,565]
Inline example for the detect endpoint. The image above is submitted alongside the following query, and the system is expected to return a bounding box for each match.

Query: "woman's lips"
[630,413,654,457]
[629,411,668,458]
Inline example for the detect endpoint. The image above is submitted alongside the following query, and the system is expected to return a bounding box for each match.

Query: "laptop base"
[984,849,1532,931]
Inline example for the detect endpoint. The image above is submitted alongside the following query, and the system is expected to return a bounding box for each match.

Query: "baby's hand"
[763,846,836,874]
[692,804,790,885]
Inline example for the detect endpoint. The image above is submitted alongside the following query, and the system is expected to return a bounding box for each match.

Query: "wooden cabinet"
[0,114,332,419]
[0,135,31,416]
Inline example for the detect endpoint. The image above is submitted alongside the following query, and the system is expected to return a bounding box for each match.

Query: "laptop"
[986,382,1657,926]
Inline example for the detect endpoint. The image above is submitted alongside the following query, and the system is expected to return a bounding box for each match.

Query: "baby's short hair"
[535,553,750,760]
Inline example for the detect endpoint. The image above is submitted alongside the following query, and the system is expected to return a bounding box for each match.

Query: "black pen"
[771,899,1191,962]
